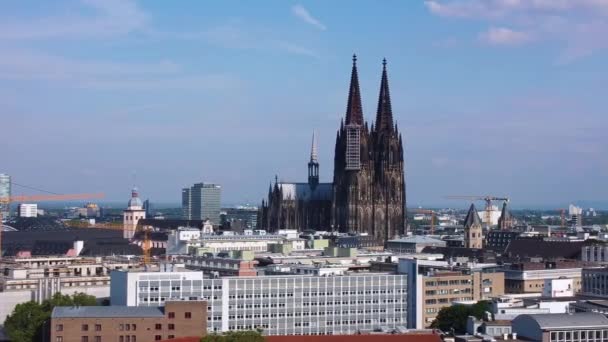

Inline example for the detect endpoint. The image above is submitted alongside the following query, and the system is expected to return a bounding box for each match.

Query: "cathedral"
[259,56,406,242]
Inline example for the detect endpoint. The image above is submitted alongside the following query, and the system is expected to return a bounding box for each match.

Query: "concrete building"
[110,269,408,336]
[569,204,583,228]
[502,261,584,294]
[223,207,258,230]
[0,256,138,324]
[172,255,258,277]
[581,244,608,264]
[182,183,221,225]
[123,187,146,239]
[385,236,446,253]
[464,204,483,249]
[398,258,503,328]
[50,301,206,342]
[0,173,10,219]
[512,313,608,342]
[17,203,38,217]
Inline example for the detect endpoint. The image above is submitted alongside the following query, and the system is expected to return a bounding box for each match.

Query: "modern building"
[222,207,258,230]
[123,187,146,239]
[17,203,38,217]
[581,244,608,264]
[581,267,608,298]
[260,56,406,242]
[484,231,520,252]
[502,261,584,294]
[182,183,221,225]
[0,173,10,219]
[143,199,153,218]
[385,236,446,253]
[511,313,608,342]
[569,204,583,228]
[398,258,504,328]
[50,301,207,342]
[110,269,408,336]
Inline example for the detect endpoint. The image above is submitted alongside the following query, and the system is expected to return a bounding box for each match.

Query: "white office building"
[17,203,38,218]
[110,269,407,336]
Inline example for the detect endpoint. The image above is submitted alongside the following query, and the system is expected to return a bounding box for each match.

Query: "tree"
[201,330,264,342]
[430,300,491,334]
[4,292,98,342]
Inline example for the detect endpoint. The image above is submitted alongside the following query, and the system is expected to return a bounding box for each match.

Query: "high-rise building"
[260,56,407,242]
[0,173,11,219]
[182,183,221,225]
[143,199,152,217]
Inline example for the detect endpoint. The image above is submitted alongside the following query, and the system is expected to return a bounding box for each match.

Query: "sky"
[2,0,608,208]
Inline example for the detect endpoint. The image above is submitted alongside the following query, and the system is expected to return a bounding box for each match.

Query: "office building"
[50,301,207,342]
[569,204,583,228]
[182,183,221,225]
[502,261,583,294]
[398,258,503,328]
[223,207,258,230]
[512,313,608,342]
[17,203,38,217]
[581,267,608,298]
[0,173,10,219]
[110,269,408,336]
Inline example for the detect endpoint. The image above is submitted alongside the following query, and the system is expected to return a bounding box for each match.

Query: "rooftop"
[388,236,445,244]
[514,313,608,329]
[52,306,165,318]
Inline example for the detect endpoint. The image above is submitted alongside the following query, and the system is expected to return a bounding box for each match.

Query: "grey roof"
[463,203,482,228]
[52,306,165,318]
[388,236,445,244]
[514,313,608,329]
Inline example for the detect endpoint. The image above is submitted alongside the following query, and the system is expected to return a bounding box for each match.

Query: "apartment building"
[110,269,408,336]
[50,301,206,342]
[398,258,504,329]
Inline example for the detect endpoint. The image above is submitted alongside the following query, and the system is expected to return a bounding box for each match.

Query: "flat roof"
[52,306,165,318]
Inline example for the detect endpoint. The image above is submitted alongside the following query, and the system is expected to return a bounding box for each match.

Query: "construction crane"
[0,192,105,259]
[413,209,439,235]
[446,195,509,227]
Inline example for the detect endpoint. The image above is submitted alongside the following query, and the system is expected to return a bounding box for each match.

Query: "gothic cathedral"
[259,56,407,242]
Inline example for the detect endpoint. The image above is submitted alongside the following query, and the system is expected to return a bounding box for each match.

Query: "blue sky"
[2,0,607,207]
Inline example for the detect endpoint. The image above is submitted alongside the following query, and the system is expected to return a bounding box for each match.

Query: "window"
[120,337,124,342]
[56,324,64,332]
[56,337,63,342]
[185,312,192,319]
[95,324,101,331]
[132,324,136,331]
[94,337,101,342]
[126,324,130,331]
[155,336,162,341]
[168,336,174,340]
[132,337,136,342]
[155,324,162,330]
[168,312,175,319]
[82,324,89,331]
[168,324,175,330]
[119,324,124,331]
[81,337,89,342]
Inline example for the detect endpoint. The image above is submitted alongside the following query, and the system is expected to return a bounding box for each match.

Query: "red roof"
[266,333,442,342]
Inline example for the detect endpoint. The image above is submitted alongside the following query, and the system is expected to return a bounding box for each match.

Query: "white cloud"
[425,0,608,62]
[0,0,147,40]
[479,27,532,45]
[292,4,326,30]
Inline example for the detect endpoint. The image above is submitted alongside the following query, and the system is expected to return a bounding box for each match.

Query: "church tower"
[332,55,374,234]
[370,59,406,241]
[464,204,483,249]
[123,187,146,239]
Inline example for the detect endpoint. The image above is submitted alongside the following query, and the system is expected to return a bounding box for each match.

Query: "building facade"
[50,301,206,342]
[502,261,583,294]
[512,313,608,342]
[581,267,608,298]
[260,57,406,242]
[182,183,221,225]
[464,204,483,249]
[110,270,408,336]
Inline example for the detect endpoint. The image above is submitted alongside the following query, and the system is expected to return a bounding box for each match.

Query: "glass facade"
[182,183,221,225]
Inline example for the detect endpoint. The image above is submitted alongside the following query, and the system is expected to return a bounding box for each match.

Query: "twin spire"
[310,130,318,163]
[344,54,395,132]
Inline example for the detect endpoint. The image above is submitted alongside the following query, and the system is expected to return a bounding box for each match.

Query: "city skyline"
[2,1,607,207]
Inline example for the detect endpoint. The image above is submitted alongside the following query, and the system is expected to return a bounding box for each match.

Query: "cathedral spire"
[345,54,363,125]
[375,58,394,133]
[310,130,318,163]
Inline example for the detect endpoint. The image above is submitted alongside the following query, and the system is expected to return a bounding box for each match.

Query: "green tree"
[201,330,264,342]
[430,301,490,334]
[4,292,98,342]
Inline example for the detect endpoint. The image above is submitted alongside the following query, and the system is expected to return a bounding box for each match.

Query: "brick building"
[50,301,206,342]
